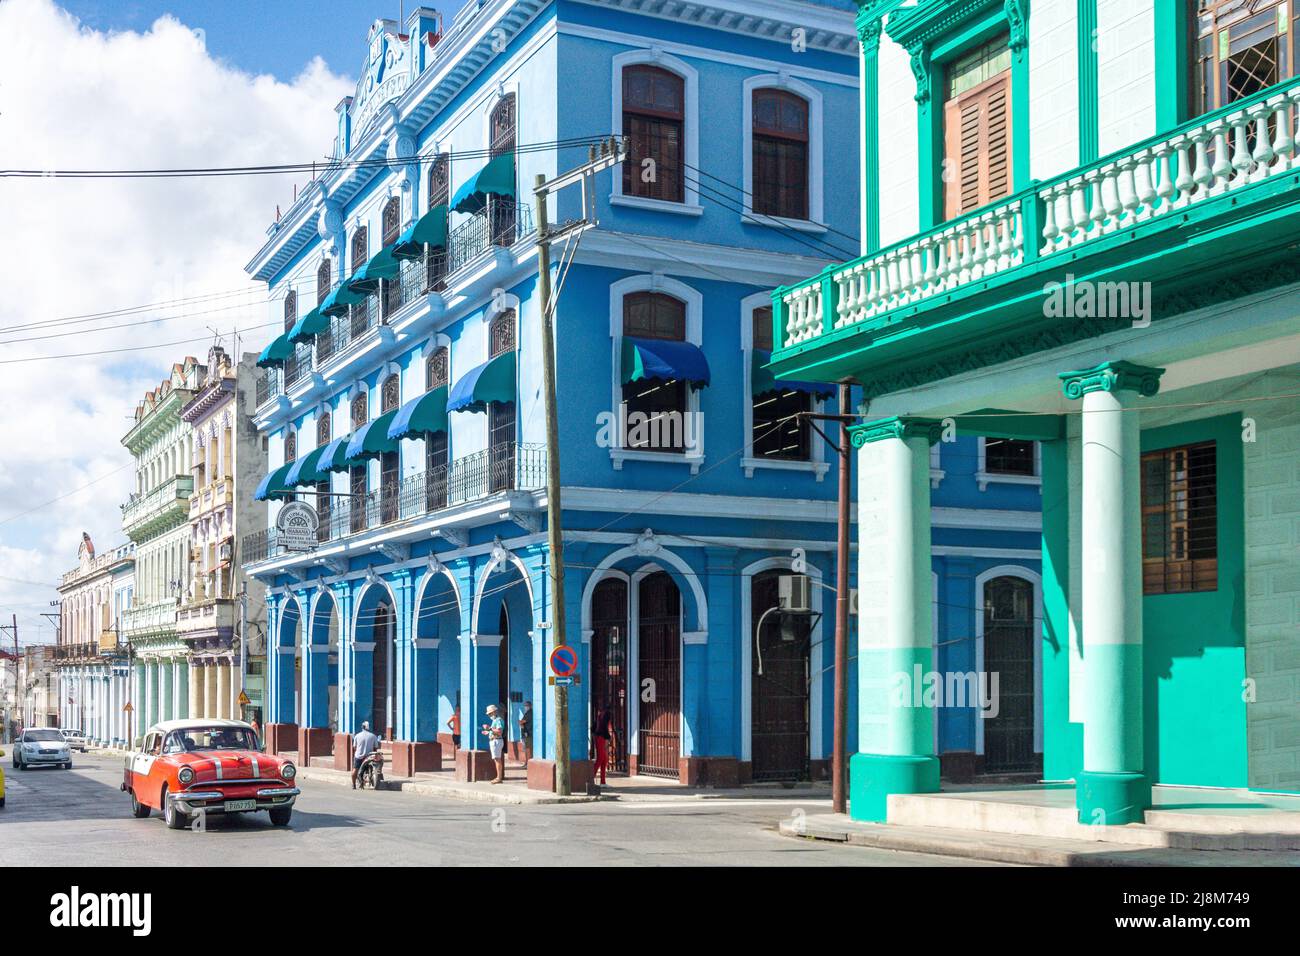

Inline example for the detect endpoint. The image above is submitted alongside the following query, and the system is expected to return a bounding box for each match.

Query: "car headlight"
[280,763,296,780]
[178,767,194,785]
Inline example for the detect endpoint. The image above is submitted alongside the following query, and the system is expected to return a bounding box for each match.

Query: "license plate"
[223,799,257,812]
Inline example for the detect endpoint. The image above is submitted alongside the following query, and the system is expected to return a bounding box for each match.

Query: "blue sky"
[59,0,472,79]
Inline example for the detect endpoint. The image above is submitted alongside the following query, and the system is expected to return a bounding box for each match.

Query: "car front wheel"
[268,806,292,827]
[162,787,189,830]
[129,789,151,818]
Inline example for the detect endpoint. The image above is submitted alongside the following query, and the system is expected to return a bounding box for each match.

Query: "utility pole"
[239,583,249,720]
[533,140,626,796]
[833,385,852,815]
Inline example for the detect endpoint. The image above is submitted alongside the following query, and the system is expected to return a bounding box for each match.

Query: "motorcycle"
[357,749,384,790]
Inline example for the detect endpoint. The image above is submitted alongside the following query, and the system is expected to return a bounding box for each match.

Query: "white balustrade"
[781,283,824,346]
[1042,85,1300,254]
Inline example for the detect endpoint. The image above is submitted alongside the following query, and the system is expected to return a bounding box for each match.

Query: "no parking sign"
[549,644,578,678]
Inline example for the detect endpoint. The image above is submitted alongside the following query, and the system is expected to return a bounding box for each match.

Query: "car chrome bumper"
[169,787,299,814]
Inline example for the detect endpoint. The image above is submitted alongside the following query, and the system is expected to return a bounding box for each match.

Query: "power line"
[0,320,280,365]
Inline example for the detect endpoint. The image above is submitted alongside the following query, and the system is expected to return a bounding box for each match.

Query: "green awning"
[347,245,401,294]
[451,153,516,215]
[284,444,327,485]
[256,333,293,369]
[448,351,516,412]
[392,205,448,259]
[316,436,354,474]
[286,306,329,345]
[345,410,400,461]
[388,385,449,439]
[319,283,366,318]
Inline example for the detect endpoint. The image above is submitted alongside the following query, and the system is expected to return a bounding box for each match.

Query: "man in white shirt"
[351,720,380,790]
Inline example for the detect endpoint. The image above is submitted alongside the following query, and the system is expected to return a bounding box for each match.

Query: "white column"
[1061,361,1163,825]
[850,417,942,823]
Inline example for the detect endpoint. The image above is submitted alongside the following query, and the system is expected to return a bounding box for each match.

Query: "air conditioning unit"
[778,574,812,614]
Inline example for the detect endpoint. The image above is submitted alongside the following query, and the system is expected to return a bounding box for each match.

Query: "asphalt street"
[0,750,1008,866]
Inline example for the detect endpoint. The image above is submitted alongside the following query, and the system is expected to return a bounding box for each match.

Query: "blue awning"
[345,410,400,462]
[621,337,711,389]
[451,153,516,215]
[388,385,450,440]
[316,436,353,474]
[256,333,293,369]
[751,350,835,399]
[287,306,329,345]
[392,205,449,259]
[448,351,516,413]
[254,462,295,501]
[319,282,365,318]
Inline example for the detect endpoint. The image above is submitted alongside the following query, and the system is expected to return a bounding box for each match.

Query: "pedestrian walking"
[518,701,532,768]
[351,720,379,790]
[592,704,613,785]
[481,704,505,784]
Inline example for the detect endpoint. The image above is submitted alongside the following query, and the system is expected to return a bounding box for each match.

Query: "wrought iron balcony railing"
[774,75,1300,374]
[240,442,545,564]
[254,201,535,411]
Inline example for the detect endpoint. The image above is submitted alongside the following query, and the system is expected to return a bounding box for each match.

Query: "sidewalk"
[777,813,1300,866]
[294,761,604,805]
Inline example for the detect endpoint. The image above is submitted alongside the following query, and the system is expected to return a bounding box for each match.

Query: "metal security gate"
[591,579,629,773]
[751,571,810,781]
[372,602,392,739]
[982,576,1034,773]
[637,572,681,778]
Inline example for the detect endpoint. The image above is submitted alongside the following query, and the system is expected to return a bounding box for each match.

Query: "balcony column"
[143,660,156,731]
[188,660,203,718]
[216,660,231,720]
[1060,361,1164,825]
[131,662,145,746]
[175,659,189,720]
[159,658,173,723]
[391,571,414,741]
[205,659,218,719]
[848,417,942,823]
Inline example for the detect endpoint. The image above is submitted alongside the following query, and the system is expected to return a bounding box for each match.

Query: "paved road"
[0,751,1005,866]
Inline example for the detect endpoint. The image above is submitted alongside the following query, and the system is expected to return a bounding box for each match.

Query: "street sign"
[553,676,575,687]
[237,690,251,706]
[122,701,133,713]
[548,675,581,686]
[549,644,578,677]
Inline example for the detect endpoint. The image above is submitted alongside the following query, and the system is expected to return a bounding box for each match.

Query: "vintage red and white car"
[121,718,298,829]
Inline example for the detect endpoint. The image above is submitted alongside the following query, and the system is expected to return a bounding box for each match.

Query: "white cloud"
[0,0,352,637]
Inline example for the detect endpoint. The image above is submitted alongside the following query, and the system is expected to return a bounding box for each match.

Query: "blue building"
[241,0,1038,789]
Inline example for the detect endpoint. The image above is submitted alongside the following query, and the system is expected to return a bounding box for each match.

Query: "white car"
[61,729,88,752]
[13,729,72,770]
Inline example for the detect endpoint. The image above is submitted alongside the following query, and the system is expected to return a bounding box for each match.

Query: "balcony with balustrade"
[121,600,181,639]
[122,475,195,538]
[241,442,545,565]
[254,199,534,412]
[770,77,1300,394]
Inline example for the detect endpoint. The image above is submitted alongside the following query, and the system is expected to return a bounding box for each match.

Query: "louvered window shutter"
[943,73,1012,219]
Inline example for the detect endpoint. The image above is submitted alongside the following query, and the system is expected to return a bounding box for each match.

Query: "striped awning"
[388,386,449,440]
[345,410,400,461]
[253,462,295,501]
[621,337,711,389]
[448,351,516,413]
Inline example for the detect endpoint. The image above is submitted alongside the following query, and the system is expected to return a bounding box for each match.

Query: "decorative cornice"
[885,0,1003,50]
[1005,0,1028,51]
[1058,361,1165,400]
[848,416,943,447]
[909,43,931,104]
[856,6,884,54]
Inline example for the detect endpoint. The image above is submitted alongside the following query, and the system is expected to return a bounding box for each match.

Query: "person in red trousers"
[592,705,613,784]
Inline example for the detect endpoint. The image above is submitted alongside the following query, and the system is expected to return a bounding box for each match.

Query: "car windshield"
[163,727,258,753]
[25,729,64,742]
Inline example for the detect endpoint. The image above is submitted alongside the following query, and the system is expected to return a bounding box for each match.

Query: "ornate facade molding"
[849,416,943,448]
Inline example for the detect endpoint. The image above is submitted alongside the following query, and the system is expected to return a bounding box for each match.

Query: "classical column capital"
[848,416,943,448]
[1058,361,1165,400]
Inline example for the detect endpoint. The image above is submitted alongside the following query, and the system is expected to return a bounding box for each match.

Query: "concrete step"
[779,814,1300,866]
[887,792,1300,850]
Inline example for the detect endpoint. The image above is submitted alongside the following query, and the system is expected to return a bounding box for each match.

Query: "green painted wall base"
[849,752,940,822]
[1076,771,1151,825]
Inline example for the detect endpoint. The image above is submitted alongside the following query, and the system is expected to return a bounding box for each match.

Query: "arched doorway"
[750,570,811,781]
[982,575,1035,773]
[636,571,681,778]
[372,600,394,739]
[591,577,629,773]
[309,590,341,733]
[275,598,301,727]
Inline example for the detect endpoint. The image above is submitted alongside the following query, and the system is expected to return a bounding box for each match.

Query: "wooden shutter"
[943,73,1011,219]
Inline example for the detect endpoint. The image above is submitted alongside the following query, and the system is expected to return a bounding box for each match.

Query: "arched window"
[283,291,297,333]
[425,347,450,509]
[350,227,368,275]
[622,66,685,203]
[351,392,368,429]
[350,226,370,336]
[316,259,331,305]
[982,575,1036,772]
[380,197,403,320]
[489,95,517,246]
[316,412,331,446]
[314,412,332,540]
[427,154,450,291]
[284,430,297,462]
[349,393,368,534]
[379,375,401,522]
[752,89,809,220]
[381,373,401,413]
[622,292,686,452]
[750,304,811,461]
[488,310,516,491]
